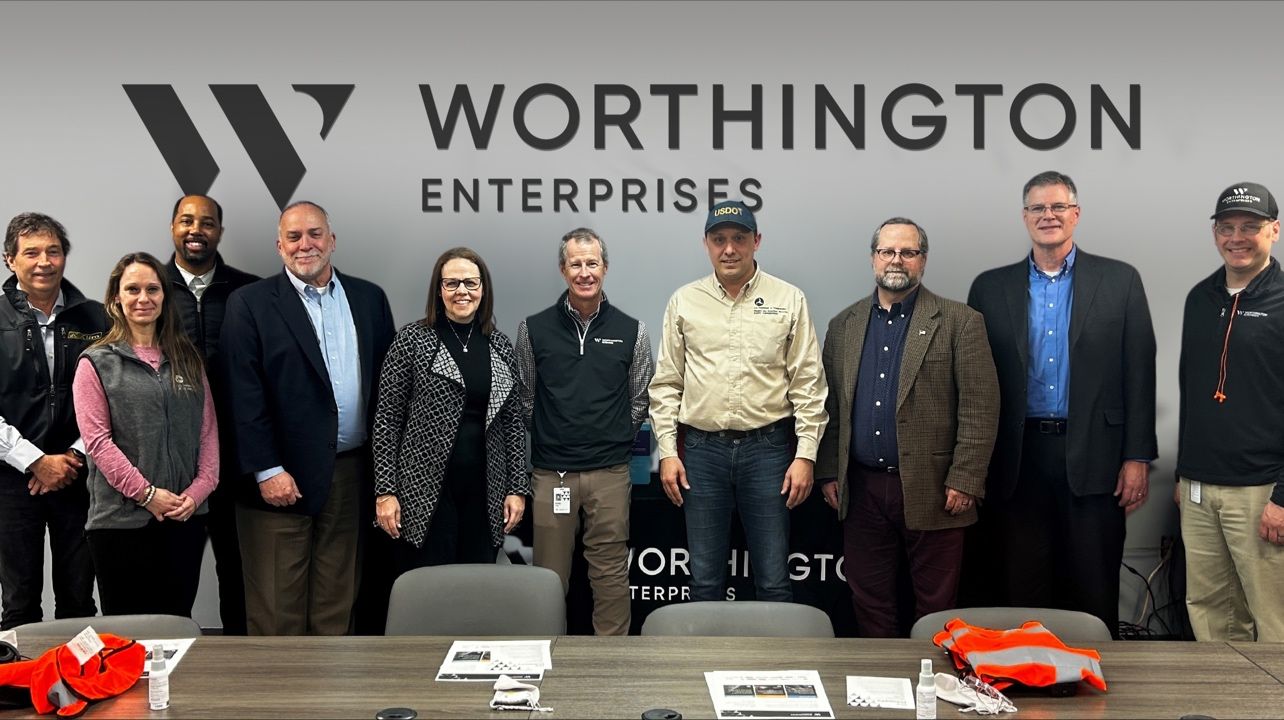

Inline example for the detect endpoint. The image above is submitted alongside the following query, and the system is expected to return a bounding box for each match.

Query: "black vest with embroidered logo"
[525,293,638,470]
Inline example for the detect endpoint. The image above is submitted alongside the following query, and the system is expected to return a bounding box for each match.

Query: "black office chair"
[384,564,566,636]
[910,607,1112,643]
[640,600,835,638]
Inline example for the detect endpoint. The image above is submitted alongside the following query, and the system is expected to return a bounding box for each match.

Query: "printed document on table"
[435,640,552,681]
[845,675,914,709]
[704,670,835,719]
[139,638,196,678]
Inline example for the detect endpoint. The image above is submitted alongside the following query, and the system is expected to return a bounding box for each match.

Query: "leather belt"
[856,464,899,474]
[1026,418,1068,435]
[694,417,792,441]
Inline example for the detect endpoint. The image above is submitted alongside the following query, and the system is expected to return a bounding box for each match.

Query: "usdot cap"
[1211,182,1278,220]
[705,200,757,233]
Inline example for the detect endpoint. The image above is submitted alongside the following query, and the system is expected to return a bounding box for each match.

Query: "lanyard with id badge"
[553,471,571,515]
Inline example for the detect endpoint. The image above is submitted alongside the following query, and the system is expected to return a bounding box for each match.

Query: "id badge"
[1190,480,1201,505]
[553,486,571,514]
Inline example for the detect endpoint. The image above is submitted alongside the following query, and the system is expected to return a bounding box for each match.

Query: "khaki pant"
[1179,477,1284,641]
[238,453,362,636]
[532,464,631,635]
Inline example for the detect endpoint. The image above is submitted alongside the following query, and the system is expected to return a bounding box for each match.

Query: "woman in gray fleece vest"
[71,252,218,617]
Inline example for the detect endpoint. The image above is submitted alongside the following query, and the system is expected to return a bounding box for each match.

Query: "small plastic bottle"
[916,658,936,720]
[148,644,169,711]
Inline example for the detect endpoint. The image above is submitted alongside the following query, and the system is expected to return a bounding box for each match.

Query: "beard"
[178,240,212,264]
[876,268,915,292]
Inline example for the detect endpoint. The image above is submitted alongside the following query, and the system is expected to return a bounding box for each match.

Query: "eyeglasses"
[1023,203,1079,216]
[1214,222,1272,238]
[872,248,925,261]
[441,277,482,291]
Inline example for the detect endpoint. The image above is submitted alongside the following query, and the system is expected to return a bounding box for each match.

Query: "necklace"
[447,321,475,352]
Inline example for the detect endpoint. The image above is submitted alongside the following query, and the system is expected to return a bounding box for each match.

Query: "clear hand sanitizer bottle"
[916,658,936,719]
[149,644,169,711]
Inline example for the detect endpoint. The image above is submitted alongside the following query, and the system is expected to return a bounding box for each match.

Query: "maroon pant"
[843,465,965,637]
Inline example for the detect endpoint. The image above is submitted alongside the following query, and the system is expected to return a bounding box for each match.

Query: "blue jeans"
[681,422,794,602]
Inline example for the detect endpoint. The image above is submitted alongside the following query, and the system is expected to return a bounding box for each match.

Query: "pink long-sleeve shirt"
[72,346,218,506]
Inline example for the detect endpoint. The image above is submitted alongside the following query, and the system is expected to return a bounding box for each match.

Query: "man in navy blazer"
[965,171,1156,638]
[221,201,394,635]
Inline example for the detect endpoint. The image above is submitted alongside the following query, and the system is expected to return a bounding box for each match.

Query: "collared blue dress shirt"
[1026,245,1076,418]
[256,269,364,483]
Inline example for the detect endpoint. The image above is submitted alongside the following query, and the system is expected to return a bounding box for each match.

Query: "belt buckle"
[1038,419,1065,434]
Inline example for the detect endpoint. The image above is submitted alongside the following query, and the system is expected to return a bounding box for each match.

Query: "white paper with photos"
[703,670,835,719]
[139,638,196,678]
[435,640,552,681]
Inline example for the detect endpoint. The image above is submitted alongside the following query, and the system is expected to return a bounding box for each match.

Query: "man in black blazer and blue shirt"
[221,201,394,635]
[965,171,1156,638]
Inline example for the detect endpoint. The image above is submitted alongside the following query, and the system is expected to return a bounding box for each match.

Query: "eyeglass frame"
[1023,203,1080,216]
[871,248,926,262]
[1213,220,1276,238]
[441,277,483,291]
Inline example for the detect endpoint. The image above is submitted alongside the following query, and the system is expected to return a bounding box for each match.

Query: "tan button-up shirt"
[649,267,828,460]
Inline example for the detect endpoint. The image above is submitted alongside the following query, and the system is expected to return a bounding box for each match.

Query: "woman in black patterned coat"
[372,247,529,571]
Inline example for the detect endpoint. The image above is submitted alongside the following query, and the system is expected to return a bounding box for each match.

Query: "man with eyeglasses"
[514,228,654,635]
[165,195,258,635]
[965,170,1156,638]
[221,201,395,635]
[649,200,828,603]
[815,217,998,637]
[1175,182,1284,641]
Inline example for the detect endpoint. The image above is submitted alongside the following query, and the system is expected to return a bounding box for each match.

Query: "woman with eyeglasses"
[71,252,216,616]
[372,246,529,572]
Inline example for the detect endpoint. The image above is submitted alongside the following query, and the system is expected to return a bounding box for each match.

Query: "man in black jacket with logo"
[0,213,107,629]
[515,228,653,635]
[166,194,258,635]
[1177,182,1284,642]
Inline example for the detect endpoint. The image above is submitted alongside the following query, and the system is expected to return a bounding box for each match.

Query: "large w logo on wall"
[124,85,354,209]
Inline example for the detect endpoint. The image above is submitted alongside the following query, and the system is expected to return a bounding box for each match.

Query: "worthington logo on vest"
[125,81,1140,213]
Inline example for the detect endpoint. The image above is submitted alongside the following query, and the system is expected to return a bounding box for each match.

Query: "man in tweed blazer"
[817,217,999,637]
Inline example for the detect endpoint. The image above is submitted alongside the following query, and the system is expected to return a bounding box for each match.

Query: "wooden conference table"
[4,635,1284,719]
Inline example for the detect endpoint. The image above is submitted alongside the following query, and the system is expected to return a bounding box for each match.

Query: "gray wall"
[8,0,1255,631]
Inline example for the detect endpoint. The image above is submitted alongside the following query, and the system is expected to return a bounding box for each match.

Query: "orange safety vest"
[0,633,144,717]
[933,618,1107,692]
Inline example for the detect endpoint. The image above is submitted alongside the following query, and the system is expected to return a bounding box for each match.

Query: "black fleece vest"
[525,297,638,471]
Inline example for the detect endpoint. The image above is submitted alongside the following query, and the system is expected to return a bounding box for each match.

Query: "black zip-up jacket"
[1178,257,1284,506]
[166,254,258,476]
[166,253,259,373]
[524,294,640,470]
[0,275,108,495]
